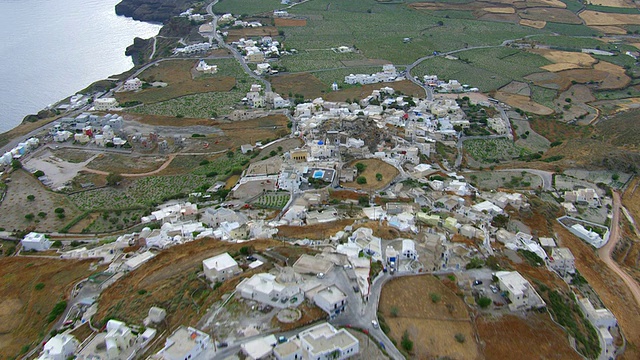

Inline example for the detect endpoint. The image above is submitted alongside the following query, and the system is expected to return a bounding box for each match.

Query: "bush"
[33,170,45,177]
[38,212,47,218]
[138,289,147,295]
[376,173,383,181]
[199,159,210,166]
[54,208,65,214]
[390,306,399,317]
[47,301,67,323]
[401,330,414,352]
[430,293,441,303]
[35,283,45,290]
[51,240,62,248]
[466,257,484,270]
[25,213,34,221]
[356,176,367,184]
[27,194,35,201]
[476,297,492,308]
[454,333,466,343]
[355,162,367,173]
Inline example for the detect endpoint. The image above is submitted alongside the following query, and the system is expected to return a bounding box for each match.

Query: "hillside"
[115,0,193,23]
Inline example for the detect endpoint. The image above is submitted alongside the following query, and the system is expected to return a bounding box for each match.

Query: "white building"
[38,334,79,360]
[495,271,545,311]
[549,247,575,275]
[401,239,417,260]
[564,188,600,207]
[241,335,277,360]
[236,273,303,308]
[94,98,119,111]
[195,60,217,74]
[157,326,212,360]
[123,78,142,91]
[274,341,302,360]
[104,320,136,359]
[578,297,617,329]
[313,286,347,318]
[278,170,301,192]
[21,232,52,252]
[202,207,248,228]
[203,252,241,283]
[299,322,359,360]
[124,251,156,271]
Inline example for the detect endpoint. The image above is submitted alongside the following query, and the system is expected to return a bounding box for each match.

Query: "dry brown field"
[115,60,236,105]
[225,27,279,42]
[340,159,400,191]
[277,219,354,239]
[580,10,640,26]
[519,19,546,28]
[274,18,307,26]
[270,73,327,100]
[519,8,582,23]
[588,0,636,7]
[86,154,169,174]
[0,257,97,358]
[379,275,481,359]
[493,91,554,115]
[591,25,628,34]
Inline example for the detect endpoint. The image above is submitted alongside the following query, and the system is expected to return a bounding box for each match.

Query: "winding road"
[597,192,640,308]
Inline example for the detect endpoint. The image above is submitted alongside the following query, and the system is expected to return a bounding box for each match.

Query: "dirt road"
[598,191,640,308]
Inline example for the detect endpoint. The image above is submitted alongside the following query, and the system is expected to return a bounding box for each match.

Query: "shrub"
[476,297,492,308]
[54,208,65,214]
[376,173,383,181]
[33,170,45,177]
[38,212,47,218]
[199,160,210,166]
[454,333,466,343]
[27,194,35,201]
[430,293,441,303]
[47,301,67,323]
[138,289,147,295]
[390,306,399,317]
[25,213,34,221]
[355,162,367,173]
[35,283,45,290]
[51,240,62,248]
[401,330,414,352]
[356,176,367,184]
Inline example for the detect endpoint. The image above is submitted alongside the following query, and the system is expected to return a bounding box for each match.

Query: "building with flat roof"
[496,271,545,311]
[241,335,277,360]
[124,251,156,271]
[157,326,211,360]
[549,247,575,275]
[21,232,52,251]
[236,272,304,308]
[299,322,359,360]
[274,340,302,360]
[313,286,347,318]
[203,252,241,283]
[38,334,78,360]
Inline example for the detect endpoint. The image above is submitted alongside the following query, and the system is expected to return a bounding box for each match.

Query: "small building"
[195,60,217,74]
[290,149,308,162]
[402,239,417,260]
[274,340,302,360]
[241,144,255,154]
[299,322,359,360]
[21,232,52,252]
[385,246,398,266]
[104,320,136,359]
[313,286,347,318]
[94,98,119,111]
[124,251,156,271]
[123,78,142,91]
[38,334,79,360]
[564,188,600,207]
[241,335,277,360]
[157,326,212,360]
[496,271,545,311]
[549,247,575,275]
[578,297,617,329]
[236,273,303,309]
[203,252,241,283]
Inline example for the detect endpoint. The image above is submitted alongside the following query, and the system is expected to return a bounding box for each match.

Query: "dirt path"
[82,154,176,177]
[598,191,640,308]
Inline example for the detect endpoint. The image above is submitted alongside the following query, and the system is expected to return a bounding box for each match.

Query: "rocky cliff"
[115,0,193,23]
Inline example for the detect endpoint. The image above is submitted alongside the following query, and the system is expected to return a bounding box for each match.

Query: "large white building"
[38,334,79,360]
[157,326,212,360]
[495,271,545,311]
[299,322,359,360]
[202,252,241,283]
[236,273,303,308]
[21,232,52,251]
[123,78,142,91]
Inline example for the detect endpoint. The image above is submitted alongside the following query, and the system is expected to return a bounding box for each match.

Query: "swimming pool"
[313,170,325,179]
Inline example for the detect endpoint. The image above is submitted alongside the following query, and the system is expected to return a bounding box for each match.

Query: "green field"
[531,85,558,109]
[128,89,248,118]
[212,0,283,15]
[412,48,551,92]
[464,138,529,163]
[278,49,367,72]
[252,192,290,209]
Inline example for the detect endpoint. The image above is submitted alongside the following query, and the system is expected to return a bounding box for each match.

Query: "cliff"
[115,0,193,23]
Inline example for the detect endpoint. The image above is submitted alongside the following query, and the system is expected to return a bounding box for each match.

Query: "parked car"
[353,285,359,293]
[371,320,379,329]
[246,255,257,261]
[490,285,498,293]
[277,336,287,343]
[317,272,325,279]
[473,280,483,286]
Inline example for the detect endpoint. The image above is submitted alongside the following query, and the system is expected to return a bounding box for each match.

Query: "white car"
[316,272,325,279]
[371,320,379,329]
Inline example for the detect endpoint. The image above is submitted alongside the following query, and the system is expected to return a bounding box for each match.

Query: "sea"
[0,0,162,134]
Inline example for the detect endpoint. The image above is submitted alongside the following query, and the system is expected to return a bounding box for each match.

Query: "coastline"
[0,8,166,144]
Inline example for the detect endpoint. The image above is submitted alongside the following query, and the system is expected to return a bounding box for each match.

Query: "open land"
[341,159,400,191]
[0,257,97,358]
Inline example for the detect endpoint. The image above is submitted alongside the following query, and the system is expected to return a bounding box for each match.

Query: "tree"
[355,162,366,173]
[356,176,367,184]
[430,293,441,303]
[106,173,123,186]
[25,213,34,221]
[454,333,466,343]
[33,170,45,177]
[11,159,22,170]
[226,151,234,158]
[51,240,62,248]
[54,208,65,214]
[401,330,414,352]
[375,173,383,181]
[476,297,492,308]
[612,173,620,181]
[358,196,369,206]
[37,212,47,218]
[27,194,35,201]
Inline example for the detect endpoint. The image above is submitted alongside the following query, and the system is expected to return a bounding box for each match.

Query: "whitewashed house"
[21,232,52,252]
[202,252,241,283]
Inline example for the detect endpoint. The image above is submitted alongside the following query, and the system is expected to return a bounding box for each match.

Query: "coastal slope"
[115,0,192,22]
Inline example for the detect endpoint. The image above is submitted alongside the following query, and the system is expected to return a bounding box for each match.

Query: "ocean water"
[0,0,161,133]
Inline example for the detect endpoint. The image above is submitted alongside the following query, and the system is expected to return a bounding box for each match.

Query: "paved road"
[206,0,272,93]
[597,192,640,308]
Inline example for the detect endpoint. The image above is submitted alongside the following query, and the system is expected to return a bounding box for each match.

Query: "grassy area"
[584,4,640,14]
[127,90,248,118]
[252,192,290,209]
[530,85,558,109]
[543,22,600,37]
[464,138,529,163]
[278,50,367,73]
[533,35,609,51]
[212,0,283,15]
[282,0,540,65]
[413,48,551,92]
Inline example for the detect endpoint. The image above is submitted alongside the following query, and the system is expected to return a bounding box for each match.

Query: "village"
[2,71,624,360]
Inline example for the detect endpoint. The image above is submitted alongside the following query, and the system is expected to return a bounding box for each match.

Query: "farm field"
[0,170,81,233]
[379,275,480,359]
[467,170,543,190]
[464,138,528,164]
[252,192,290,209]
[86,154,169,175]
[476,313,582,360]
[0,257,97,358]
[412,47,551,92]
[341,159,399,191]
[115,59,242,105]
[212,0,282,16]
[225,26,279,42]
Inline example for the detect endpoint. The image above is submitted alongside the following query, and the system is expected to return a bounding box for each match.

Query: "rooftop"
[161,327,210,359]
[203,252,238,271]
[300,322,358,354]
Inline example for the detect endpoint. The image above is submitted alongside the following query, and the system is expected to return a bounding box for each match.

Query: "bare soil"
[341,159,400,191]
[274,18,307,26]
[580,10,640,26]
